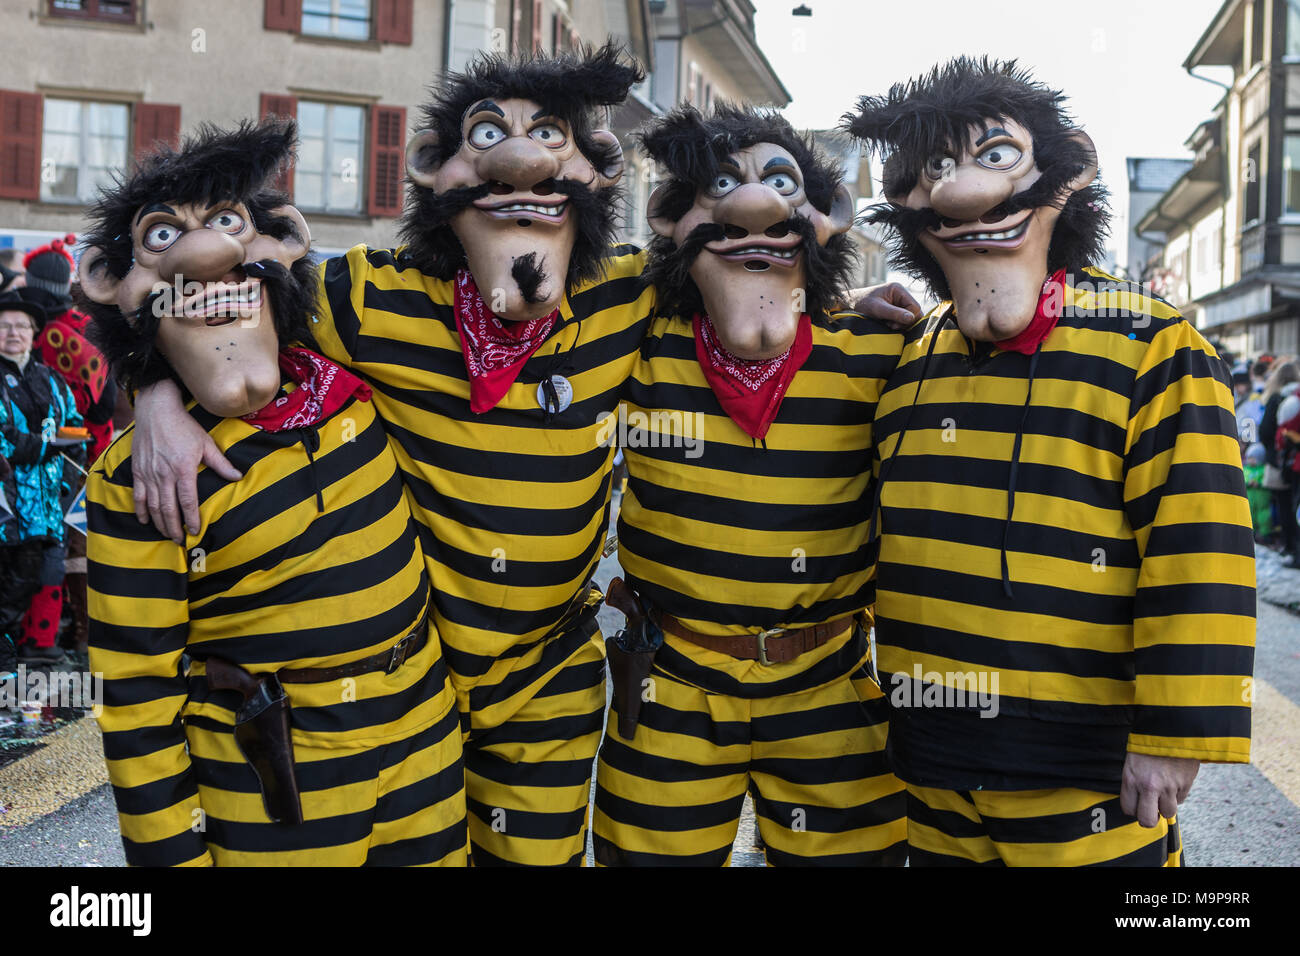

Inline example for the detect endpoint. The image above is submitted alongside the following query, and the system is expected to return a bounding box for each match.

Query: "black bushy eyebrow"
[135,201,176,224]
[469,100,504,118]
[530,108,560,121]
[974,126,1011,147]
[763,156,795,171]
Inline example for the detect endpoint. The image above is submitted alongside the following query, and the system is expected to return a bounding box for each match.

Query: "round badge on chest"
[4,374,17,388]
[537,374,574,415]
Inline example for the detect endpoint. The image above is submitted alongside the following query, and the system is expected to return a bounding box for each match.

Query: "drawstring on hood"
[867,316,945,546]
[296,427,325,513]
[870,312,1044,602]
[1000,345,1041,599]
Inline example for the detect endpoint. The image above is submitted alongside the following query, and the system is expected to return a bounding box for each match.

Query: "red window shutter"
[264,0,302,32]
[259,93,298,196]
[0,90,42,201]
[133,103,181,159]
[367,104,406,218]
[375,0,413,44]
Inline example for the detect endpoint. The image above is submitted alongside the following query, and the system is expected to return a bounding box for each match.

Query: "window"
[302,0,371,40]
[48,0,136,22]
[296,101,365,214]
[1245,142,1262,223]
[1251,0,1266,66]
[1289,1,1300,56]
[40,98,128,203]
[1286,135,1300,213]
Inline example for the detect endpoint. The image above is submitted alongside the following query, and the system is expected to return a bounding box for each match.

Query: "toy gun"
[604,576,663,740]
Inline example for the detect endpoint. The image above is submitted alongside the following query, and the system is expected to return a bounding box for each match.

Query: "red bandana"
[241,347,371,433]
[453,269,559,413]
[693,313,813,441]
[995,268,1067,355]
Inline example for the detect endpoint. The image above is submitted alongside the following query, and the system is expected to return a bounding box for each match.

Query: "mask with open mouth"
[639,103,857,360]
[78,120,317,418]
[399,42,643,323]
[845,56,1110,342]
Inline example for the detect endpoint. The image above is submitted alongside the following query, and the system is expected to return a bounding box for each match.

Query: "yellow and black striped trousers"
[184,699,467,866]
[456,596,607,866]
[905,785,1183,866]
[593,627,907,866]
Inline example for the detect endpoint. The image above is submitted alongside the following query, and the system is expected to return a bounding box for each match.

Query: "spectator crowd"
[1,238,126,680]
[1225,348,1300,567]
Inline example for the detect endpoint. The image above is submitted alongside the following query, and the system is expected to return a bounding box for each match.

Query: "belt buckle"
[387,633,416,674]
[754,627,784,666]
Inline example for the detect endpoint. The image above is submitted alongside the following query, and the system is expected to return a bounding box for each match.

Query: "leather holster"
[604,577,663,740]
[206,657,304,825]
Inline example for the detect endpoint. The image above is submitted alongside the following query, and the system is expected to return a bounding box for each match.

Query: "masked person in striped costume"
[127,46,654,866]
[844,58,1255,866]
[78,121,467,866]
[592,104,908,866]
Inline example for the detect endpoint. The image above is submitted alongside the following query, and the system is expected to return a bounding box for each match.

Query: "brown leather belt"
[656,612,857,665]
[275,617,428,684]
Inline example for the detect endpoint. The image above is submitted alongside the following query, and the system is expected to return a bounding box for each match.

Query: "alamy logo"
[594,406,705,459]
[49,886,151,936]
[890,664,1000,718]
[0,667,102,716]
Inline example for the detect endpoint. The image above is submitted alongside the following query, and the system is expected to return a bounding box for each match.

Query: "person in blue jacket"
[0,289,83,671]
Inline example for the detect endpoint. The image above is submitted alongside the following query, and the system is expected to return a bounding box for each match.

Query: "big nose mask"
[404,125,625,323]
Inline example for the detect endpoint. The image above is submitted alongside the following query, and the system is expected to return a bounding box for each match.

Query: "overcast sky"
[750,0,1232,269]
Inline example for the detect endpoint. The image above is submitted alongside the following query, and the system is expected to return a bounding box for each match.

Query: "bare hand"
[1120,752,1200,828]
[848,282,923,329]
[133,379,242,543]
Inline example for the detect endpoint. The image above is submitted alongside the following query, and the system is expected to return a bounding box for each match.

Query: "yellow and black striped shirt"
[618,311,903,697]
[88,392,449,867]
[309,245,654,690]
[872,268,1255,791]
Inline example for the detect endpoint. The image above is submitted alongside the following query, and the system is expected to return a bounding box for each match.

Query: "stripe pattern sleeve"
[87,460,213,867]
[1122,319,1255,761]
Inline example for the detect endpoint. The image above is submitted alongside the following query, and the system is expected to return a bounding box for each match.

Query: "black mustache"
[670,217,820,275]
[430,177,604,225]
[133,258,294,327]
[423,182,493,223]
[865,158,1087,239]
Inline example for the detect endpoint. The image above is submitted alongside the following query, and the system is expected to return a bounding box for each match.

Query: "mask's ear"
[77,246,121,306]
[405,129,442,188]
[827,183,855,236]
[273,205,310,262]
[805,183,857,246]
[1066,129,1098,192]
[589,129,625,187]
[880,152,911,205]
[246,203,311,267]
[646,182,678,239]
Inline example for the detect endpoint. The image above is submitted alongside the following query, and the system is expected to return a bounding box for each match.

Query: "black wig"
[79,119,317,394]
[843,56,1110,300]
[638,102,858,320]
[398,41,644,289]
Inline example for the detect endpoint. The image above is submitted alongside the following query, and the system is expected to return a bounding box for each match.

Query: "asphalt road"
[3,529,1297,868]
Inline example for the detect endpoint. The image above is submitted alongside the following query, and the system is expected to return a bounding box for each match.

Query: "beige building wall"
[676,33,752,106]
[2,0,447,252]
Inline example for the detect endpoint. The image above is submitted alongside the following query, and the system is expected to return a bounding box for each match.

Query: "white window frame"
[295,100,366,216]
[301,0,372,41]
[39,97,129,205]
